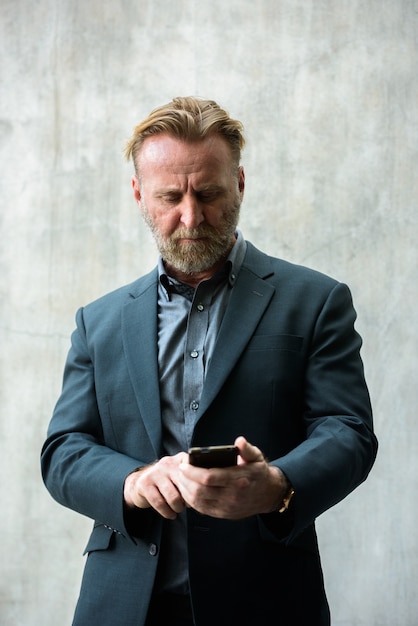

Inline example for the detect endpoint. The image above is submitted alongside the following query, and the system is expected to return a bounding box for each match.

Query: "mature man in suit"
[41,96,378,626]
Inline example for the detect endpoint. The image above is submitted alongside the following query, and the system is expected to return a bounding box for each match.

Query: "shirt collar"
[158,229,247,300]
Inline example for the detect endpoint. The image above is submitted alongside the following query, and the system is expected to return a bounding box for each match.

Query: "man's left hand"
[176,436,289,519]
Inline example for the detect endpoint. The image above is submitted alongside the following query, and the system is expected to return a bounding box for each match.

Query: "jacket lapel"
[198,247,275,416]
[121,270,162,457]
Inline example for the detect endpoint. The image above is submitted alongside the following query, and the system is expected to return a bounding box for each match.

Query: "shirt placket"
[183,286,210,446]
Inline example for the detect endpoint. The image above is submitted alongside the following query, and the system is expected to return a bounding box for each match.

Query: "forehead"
[136,134,234,179]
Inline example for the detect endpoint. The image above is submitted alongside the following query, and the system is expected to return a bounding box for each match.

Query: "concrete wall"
[1,1,417,623]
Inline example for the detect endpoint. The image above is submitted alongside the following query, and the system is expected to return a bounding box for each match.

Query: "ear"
[131,175,142,204]
[238,166,245,197]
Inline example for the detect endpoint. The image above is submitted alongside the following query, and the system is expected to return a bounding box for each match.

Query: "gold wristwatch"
[278,485,295,513]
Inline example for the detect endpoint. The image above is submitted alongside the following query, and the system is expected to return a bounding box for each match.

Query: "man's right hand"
[123,452,188,519]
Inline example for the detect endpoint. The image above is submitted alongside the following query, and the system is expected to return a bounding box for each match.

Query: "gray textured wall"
[1,1,417,624]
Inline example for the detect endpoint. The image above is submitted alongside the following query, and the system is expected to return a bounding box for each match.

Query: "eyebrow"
[155,183,225,196]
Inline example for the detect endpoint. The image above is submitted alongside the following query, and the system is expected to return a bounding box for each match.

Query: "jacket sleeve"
[272,282,378,543]
[40,307,151,542]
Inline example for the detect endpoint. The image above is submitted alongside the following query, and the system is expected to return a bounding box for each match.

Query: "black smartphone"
[188,445,238,468]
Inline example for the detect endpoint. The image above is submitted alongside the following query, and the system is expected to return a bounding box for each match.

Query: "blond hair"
[125,96,245,170]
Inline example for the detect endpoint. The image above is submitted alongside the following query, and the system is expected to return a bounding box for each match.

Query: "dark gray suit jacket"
[41,241,377,625]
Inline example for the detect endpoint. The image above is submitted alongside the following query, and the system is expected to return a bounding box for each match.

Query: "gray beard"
[141,200,241,275]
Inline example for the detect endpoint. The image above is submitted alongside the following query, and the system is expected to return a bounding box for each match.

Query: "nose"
[179,194,204,229]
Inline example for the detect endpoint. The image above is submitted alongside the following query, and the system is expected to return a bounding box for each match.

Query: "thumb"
[234,436,265,464]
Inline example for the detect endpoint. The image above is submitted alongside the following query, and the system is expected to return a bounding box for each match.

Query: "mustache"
[171,226,220,240]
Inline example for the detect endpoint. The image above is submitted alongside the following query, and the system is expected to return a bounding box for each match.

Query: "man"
[41,96,378,626]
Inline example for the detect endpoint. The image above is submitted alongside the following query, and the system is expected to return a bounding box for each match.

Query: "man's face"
[131,134,245,276]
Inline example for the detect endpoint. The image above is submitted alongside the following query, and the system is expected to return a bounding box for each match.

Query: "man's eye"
[164,195,180,204]
[198,191,219,202]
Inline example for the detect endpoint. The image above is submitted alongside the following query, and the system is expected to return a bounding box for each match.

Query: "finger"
[179,461,233,487]
[234,436,264,463]
[145,486,178,519]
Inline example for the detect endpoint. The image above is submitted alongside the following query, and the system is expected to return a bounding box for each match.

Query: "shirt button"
[149,543,158,556]
[197,303,204,312]
[190,401,199,411]
[190,350,199,358]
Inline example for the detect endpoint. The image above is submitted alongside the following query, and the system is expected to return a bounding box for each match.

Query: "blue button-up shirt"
[157,230,247,454]
[154,230,247,593]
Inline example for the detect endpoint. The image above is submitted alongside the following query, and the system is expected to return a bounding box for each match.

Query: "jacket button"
[149,543,158,556]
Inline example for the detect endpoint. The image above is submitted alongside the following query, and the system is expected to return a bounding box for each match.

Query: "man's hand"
[123,452,188,520]
[177,436,290,520]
